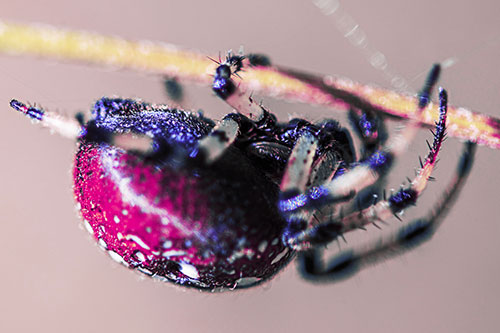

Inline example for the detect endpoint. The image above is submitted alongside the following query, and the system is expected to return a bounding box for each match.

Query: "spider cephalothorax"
[10,53,476,291]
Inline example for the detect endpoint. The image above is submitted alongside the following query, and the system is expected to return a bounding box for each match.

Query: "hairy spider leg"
[346,106,390,215]
[9,93,242,164]
[286,88,449,249]
[347,64,440,210]
[308,147,344,187]
[198,55,271,163]
[298,140,476,281]
[347,106,388,158]
[9,98,155,152]
[212,56,266,122]
[200,51,280,164]
[346,105,389,211]
[10,99,82,139]
[195,116,240,162]
[279,64,441,215]
[326,64,442,198]
[280,132,319,193]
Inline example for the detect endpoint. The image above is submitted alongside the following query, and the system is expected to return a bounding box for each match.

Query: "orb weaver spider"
[1,21,493,291]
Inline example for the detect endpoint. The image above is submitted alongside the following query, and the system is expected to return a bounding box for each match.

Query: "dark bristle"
[393,213,403,221]
[426,139,432,150]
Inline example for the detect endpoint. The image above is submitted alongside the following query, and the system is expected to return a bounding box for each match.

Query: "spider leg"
[212,59,266,122]
[10,99,82,139]
[282,87,448,249]
[10,98,155,152]
[278,132,324,246]
[195,116,240,163]
[346,106,389,211]
[279,64,441,214]
[298,140,476,281]
[280,132,319,193]
[200,57,274,163]
[347,106,388,158]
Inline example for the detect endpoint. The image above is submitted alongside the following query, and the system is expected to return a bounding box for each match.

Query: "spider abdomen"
[74,134,293,290]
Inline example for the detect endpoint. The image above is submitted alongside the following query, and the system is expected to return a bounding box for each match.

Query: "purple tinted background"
[0,1,499,332]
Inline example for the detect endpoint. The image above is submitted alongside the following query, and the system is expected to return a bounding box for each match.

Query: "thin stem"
[0,20,498,149]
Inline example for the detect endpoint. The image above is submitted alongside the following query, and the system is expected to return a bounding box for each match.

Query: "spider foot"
[10,99,82,139]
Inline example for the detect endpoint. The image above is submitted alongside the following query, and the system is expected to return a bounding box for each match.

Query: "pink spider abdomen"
[73,141,293,290]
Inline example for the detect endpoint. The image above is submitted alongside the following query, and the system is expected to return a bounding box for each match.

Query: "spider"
[10,46,477,290]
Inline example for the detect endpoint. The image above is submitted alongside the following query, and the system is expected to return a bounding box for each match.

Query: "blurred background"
[0,1,499,332]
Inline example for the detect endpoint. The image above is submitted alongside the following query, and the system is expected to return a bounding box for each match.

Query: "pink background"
[0,1,499,332]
